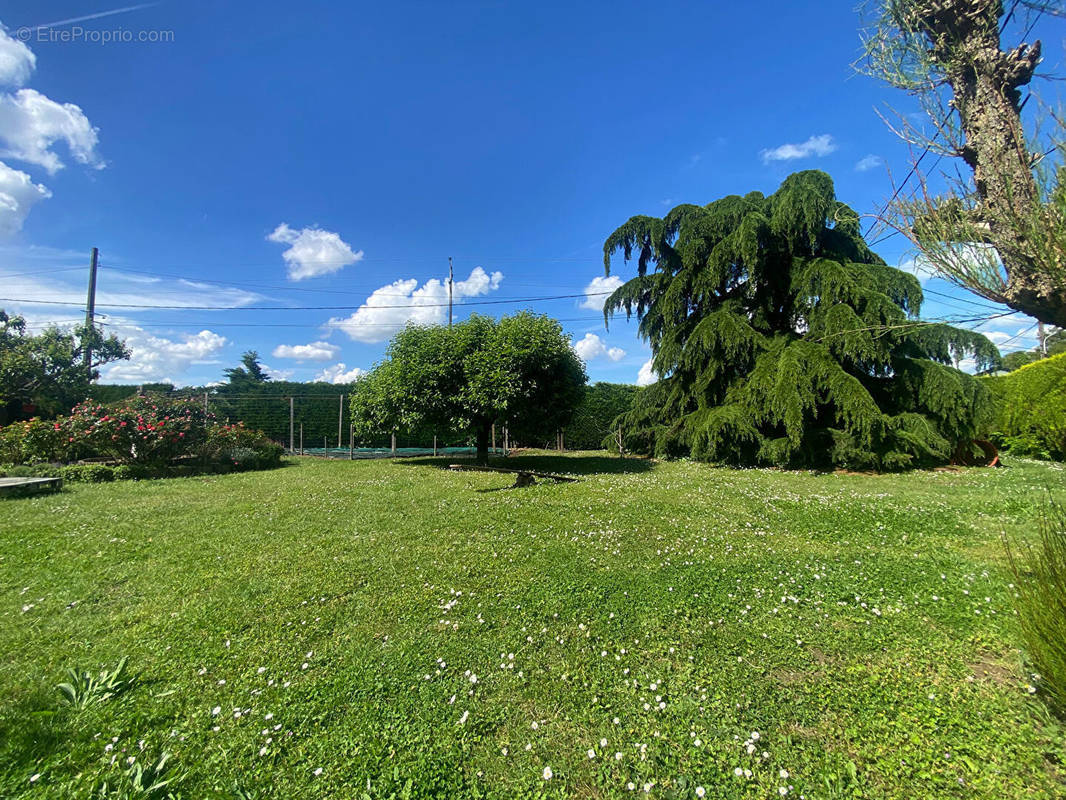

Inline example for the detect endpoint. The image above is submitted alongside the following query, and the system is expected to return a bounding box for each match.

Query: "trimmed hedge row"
[984,352,1066,460]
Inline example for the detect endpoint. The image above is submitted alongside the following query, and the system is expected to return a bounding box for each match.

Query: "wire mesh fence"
[161,392,625,459]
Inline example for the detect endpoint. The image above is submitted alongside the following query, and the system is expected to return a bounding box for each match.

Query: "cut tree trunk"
[910,0,1066,326]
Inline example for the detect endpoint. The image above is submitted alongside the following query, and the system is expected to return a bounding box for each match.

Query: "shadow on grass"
[396,452,656,476]
[0,687,69,779]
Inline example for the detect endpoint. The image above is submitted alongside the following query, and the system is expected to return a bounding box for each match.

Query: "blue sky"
[0,1,1058,386]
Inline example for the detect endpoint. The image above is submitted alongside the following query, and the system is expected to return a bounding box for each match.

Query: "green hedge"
[564,383,641,450]
[985,352,1066,460]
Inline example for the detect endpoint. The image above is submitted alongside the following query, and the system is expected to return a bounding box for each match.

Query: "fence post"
[492,424,496,454]
[391,432,397,456]
[299,423,303,455]
[338,394,344,448]
[349,424,354,460]
[289,397,294,454]
[503,424,509,456]
[433,434,438,456]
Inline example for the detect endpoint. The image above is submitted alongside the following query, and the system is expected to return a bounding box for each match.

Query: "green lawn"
[2,454,1064,799]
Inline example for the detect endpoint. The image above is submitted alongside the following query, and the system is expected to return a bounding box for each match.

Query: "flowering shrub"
[0,417,73,464]
[66,396,214,466]
[0,394,283,476]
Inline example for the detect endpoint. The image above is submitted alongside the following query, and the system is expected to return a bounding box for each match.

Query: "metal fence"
[186,393,619,457]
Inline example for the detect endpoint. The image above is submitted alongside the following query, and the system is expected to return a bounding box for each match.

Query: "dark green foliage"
[998,329,1066,373]
[1001,350,1042,372]
[87,383,175,405]
[222,350,269,386]
[984,351,1066,460]
[351,313,586,464]
[603,171,999,469]
[563,382,640,450]
[208,381,353,449]
[1007,500,1066,715]
[0,310,130,424]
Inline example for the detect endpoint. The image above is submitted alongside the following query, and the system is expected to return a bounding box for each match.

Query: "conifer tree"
[603,171,1000,469]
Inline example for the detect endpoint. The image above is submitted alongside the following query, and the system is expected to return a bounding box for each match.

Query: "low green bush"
[58,464,115,483]
[985,353,1066,461]
[1008,501,1066,714]
[201,423,284,469]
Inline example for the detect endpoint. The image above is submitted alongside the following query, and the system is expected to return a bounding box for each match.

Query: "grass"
[1,452,1064,799]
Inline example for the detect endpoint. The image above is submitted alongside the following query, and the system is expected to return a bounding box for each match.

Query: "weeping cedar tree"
[604,171,1001,470]
[350,313,586,464]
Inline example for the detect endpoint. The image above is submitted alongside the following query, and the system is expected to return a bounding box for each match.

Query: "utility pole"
[83,247,99,379]
[448,256,454,327]
[1039,321,1048,357]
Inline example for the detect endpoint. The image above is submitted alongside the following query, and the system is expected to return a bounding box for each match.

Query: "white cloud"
[855,154,883,172]
[760,134,837,164]
[898,244,1002,288]
[101,327,228,384]
[0,160,50,235]
[0,28,36,88]
[573,332,625,363]
[580,275,623,310]
[636,359,657,386]
[261,363,294,381]
[0,88,102,174]
[271,341,340,361]
[315,362,367,384]
[267,223,363,281]
[327,266,504,343]
[897,256,936,285]
[0,263,264,324]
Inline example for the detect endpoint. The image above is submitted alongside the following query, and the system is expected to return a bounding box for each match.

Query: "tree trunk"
[910,1,1066,326]
[475,424,490,466]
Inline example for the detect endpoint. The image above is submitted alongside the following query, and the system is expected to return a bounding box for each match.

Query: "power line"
[0,290,615,311]
[95,315,616,329]
[96,264,587,297]
[995,322,1040,349]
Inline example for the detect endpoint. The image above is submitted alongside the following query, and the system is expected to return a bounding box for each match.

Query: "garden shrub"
[1008,501,1066,714]
[985,352,1066,460]
[67,395,213,466]
[57,464,116,483]
[0,417,74,464]
[200,423,284,469]
[0,393,284,480]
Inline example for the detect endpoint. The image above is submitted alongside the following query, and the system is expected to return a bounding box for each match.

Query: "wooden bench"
[448,464,579,487]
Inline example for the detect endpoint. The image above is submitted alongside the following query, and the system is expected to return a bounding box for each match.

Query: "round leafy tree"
[603,171,1000,470]
[351,312,586,464]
